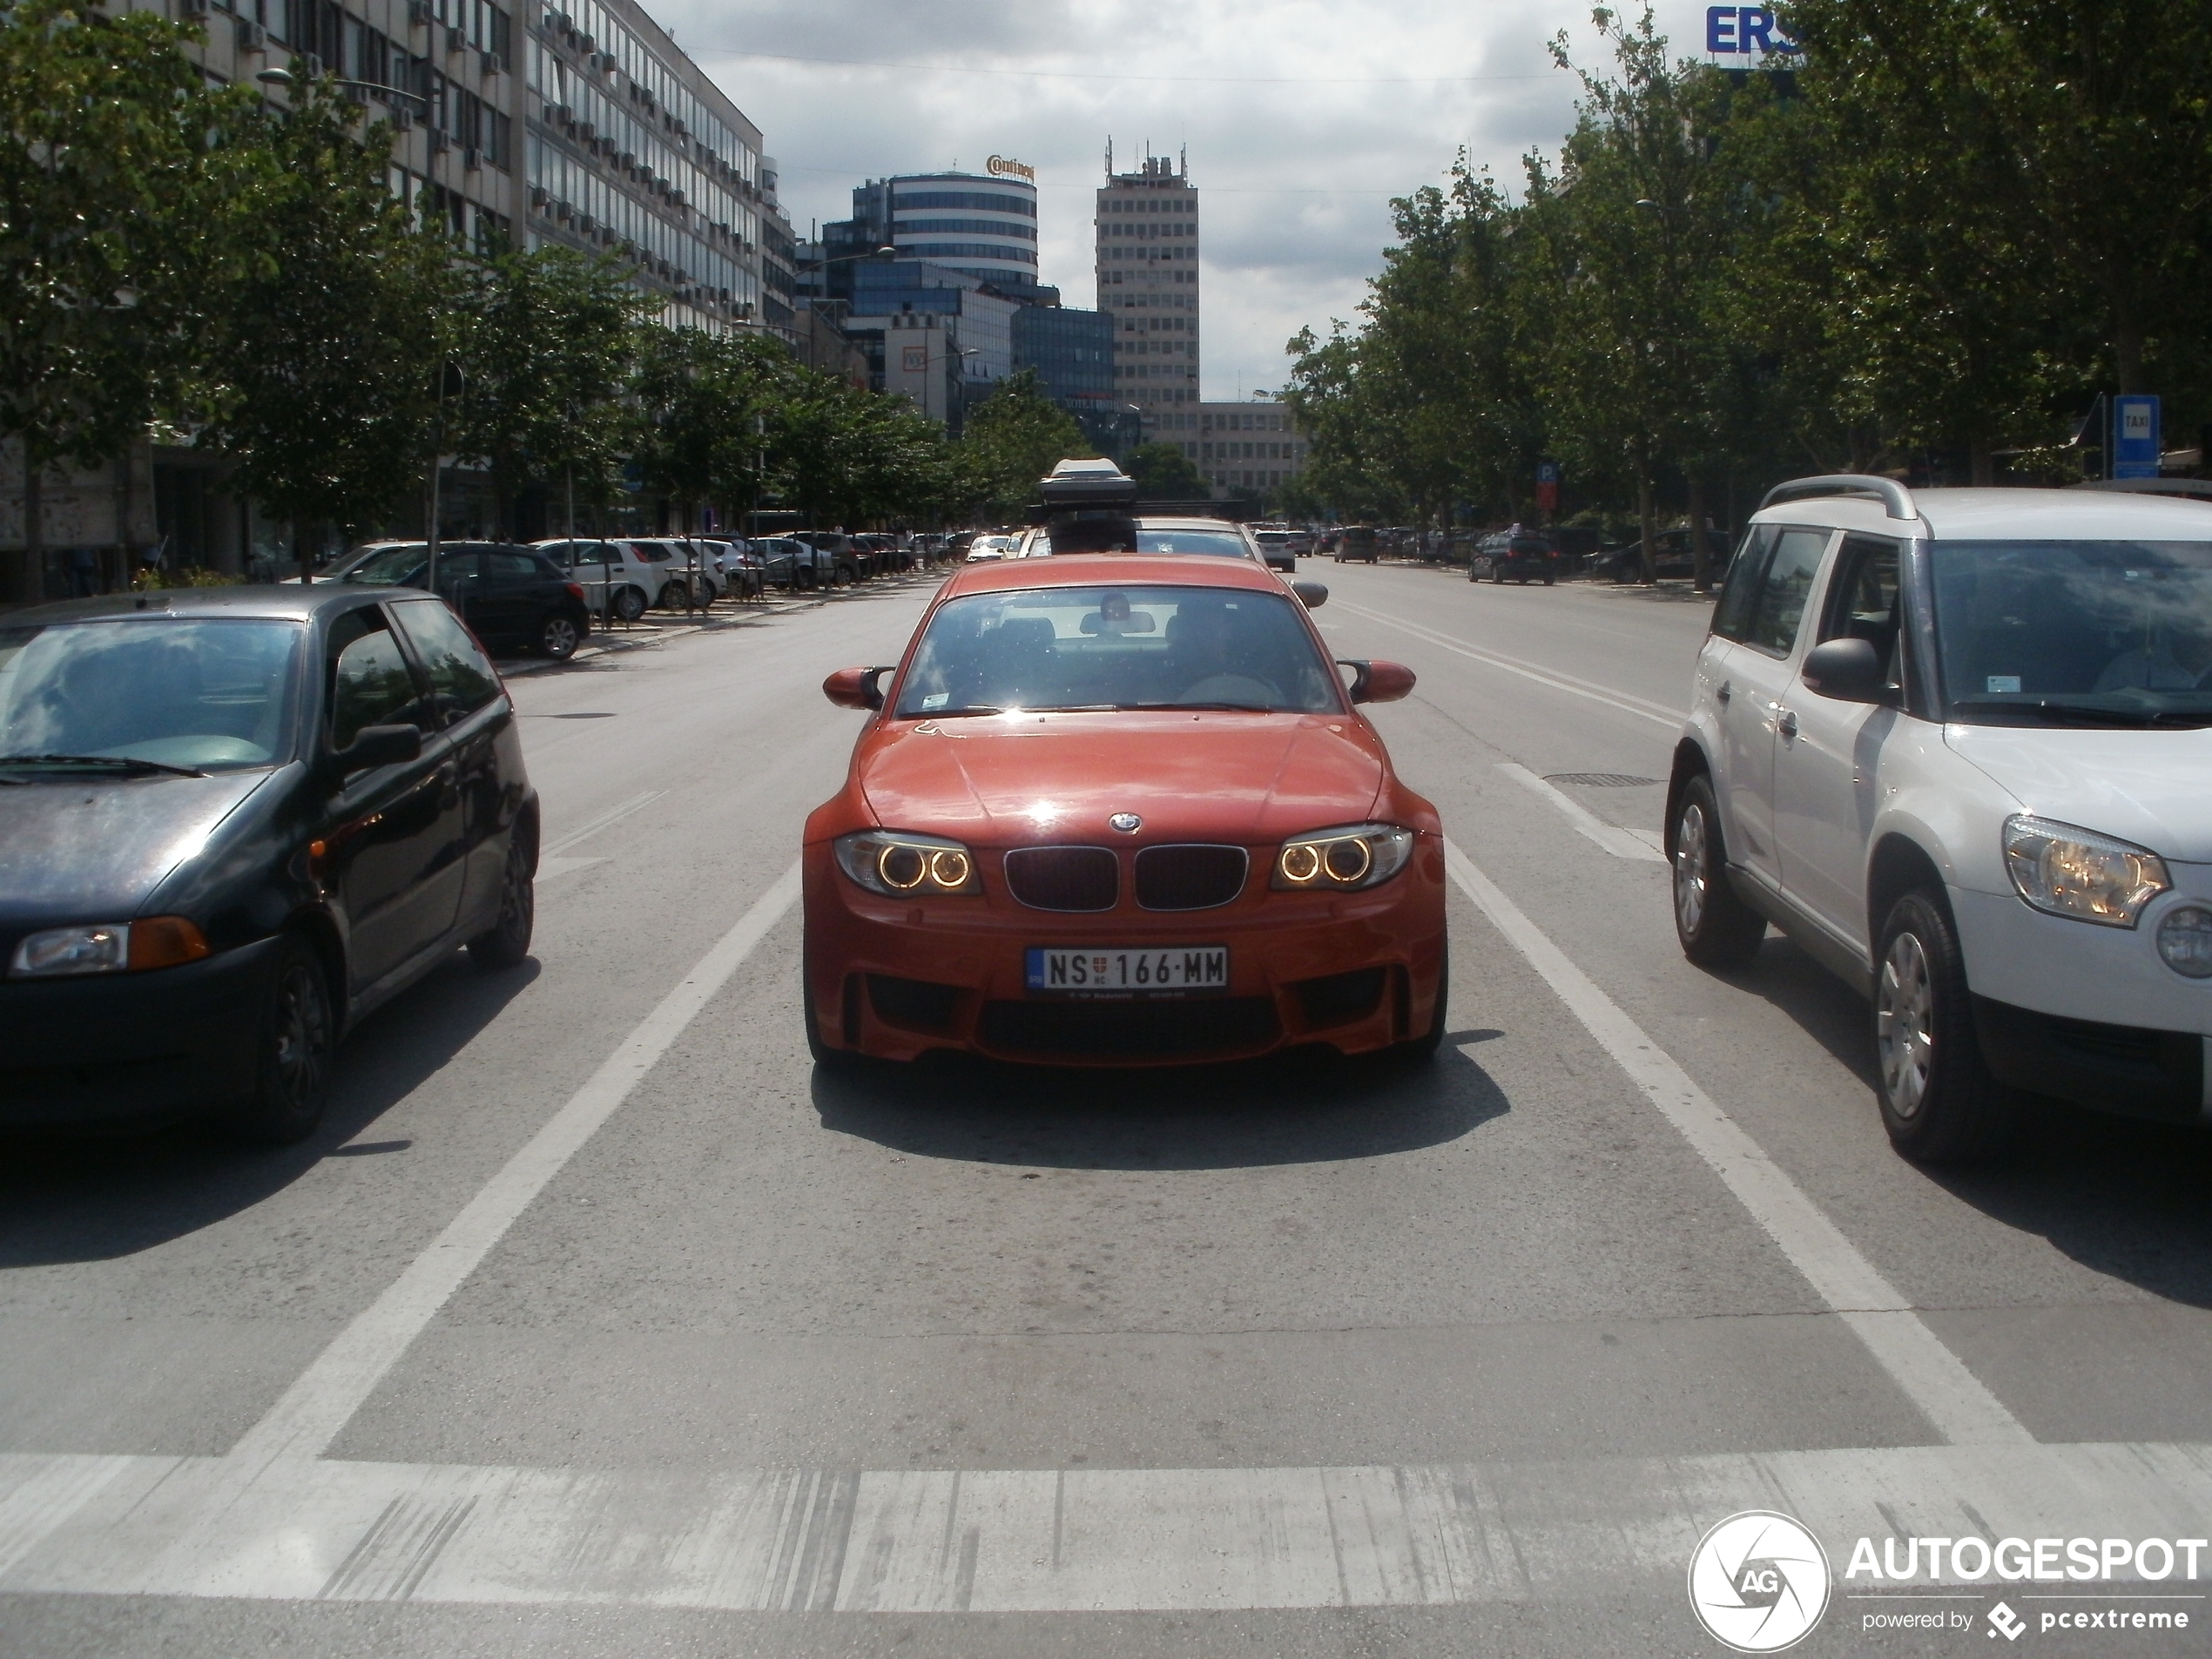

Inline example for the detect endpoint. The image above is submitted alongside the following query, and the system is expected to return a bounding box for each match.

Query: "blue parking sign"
[2112,395,2161,479]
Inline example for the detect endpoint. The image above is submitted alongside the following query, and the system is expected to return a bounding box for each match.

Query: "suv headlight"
[834,830,981,897]
[1272,823,1414,891]
[2002,815,2170,927]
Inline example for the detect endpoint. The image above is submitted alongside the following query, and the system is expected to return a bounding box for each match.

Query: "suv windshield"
[0,617,303,772]
[1932,539,2212,725]
[894,585,1340,717]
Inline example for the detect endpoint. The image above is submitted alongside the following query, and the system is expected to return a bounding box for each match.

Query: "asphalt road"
[4,559,2210,1658]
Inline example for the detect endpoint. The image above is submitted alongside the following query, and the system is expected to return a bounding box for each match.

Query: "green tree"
[196,80,460,573]
[1123,441,1205,499]
[449,243,655,539]
[0,0,249,594]
[957,370,1089,516]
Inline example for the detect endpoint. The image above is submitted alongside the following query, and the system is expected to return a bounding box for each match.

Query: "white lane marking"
[222,861,805,1471]
[1442,839,2032,1447]
[534,855,607,883]
[9,1440,2203,1609]
[543,789,665,857]
[1496,764,1667,863]
[1335,600,1685,729]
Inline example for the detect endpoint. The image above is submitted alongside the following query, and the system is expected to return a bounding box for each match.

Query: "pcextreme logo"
[1688,1511,1832,1652]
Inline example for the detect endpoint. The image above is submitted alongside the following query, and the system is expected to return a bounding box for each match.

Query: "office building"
[826,167,1050,306]
[1010,306,1128,452]
[1198,401,1307,497]
[1096,146,1200,446]
[838,259,1016,428]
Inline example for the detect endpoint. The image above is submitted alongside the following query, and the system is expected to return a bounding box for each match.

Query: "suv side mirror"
[332,723,422,772]
[823,665,892,711]
[1802,637,1885,702]
[1339,659,1415,704]
[1291,580,1329,609]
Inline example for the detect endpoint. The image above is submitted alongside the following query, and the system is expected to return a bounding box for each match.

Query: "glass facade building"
[826,172,1052,307]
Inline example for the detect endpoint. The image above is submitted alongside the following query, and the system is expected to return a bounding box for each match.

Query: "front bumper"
[803,841,1447,1066]
[0,936,280,1127]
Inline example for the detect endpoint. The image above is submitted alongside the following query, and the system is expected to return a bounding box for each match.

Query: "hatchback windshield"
[0,617,303,772]
[341,545,429,585]
[894,584,1339,717]
[1932,540,2212,725]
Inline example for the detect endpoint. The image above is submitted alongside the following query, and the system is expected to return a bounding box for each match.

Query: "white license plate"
[1025,946,1229,996]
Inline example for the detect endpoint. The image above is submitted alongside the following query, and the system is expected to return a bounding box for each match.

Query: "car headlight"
[1272,823,1415,892]
[2155,906,2212,979]
[2002,815,2170,927]
[833,830,982,897]
[8,917,210,977]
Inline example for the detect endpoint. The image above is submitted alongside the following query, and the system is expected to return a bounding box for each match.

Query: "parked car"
[0,584,537,1142]
[1469,529,1562,585]
[337,543,590,658]
[1596,527,1732,583]
[805,555,1443,1066]
[1667,475,2212,1163]
[794,531,865,584]
[965,534,1019,563]
[705,539,766,599]
[755,537,832,590]
[853,533,907,575]
[533,538,660,624]
[1251,529,1299,574]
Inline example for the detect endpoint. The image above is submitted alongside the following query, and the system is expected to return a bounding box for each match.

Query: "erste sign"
[1707,6,1801,56]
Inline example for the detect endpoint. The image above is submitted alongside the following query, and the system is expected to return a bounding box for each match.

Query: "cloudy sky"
[658,0,1720,400]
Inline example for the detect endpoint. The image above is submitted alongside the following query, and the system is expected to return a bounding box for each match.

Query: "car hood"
[859,712,1386,845]
[0,770,277,923]
[1944,725,2212,863]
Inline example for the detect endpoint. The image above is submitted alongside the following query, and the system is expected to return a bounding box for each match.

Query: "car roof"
[6,584,402,626]
[1751,484,2212,542]
[941,554,1284,601]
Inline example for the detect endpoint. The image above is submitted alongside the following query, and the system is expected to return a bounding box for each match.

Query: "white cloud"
[666,0,1721,398]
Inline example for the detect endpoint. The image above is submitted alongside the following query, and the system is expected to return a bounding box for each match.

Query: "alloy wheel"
[270,960,331,1114]
[1877,929,1935,1120]
[543,616,579,658]
[1673,802,1708,937]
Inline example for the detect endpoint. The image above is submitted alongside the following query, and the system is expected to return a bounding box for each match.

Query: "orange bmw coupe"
[802,554,1447,1066]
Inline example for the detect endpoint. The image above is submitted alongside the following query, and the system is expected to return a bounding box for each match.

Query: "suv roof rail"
[1759,473,1919,523]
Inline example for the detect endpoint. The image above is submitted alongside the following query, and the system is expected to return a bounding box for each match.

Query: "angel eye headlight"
[1273,823,1413,892]
[834,830,983,897]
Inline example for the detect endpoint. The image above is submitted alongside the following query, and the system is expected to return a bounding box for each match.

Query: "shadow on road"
[812,1036,1507,1171]
[1709,932,2212,1308]
[0,951,538,1268]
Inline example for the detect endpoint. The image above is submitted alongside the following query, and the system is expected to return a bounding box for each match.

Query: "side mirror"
[332,723,422,772]
[1802,637,1885,702]
[1339,659,1416,704]
[1291,580,1329,609]
[824,665,892,711]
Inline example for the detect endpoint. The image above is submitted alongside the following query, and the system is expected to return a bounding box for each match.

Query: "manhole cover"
[1546,772,1662,787]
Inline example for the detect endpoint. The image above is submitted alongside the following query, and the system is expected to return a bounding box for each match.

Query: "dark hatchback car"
[1470,530,1561,584]
[338,542,591,659]
[0,587,538,1143]
[1595,527,1732,583]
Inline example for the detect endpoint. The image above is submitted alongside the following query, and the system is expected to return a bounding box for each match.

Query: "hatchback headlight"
[1272,823,1414,891]
[834,830,982,897]
[2155,906,2212,979]
[2002,815,2169,927]
[9,917,210,977]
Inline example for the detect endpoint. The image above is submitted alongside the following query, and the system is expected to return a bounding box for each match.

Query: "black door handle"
[1716,679,1732,703]
[1777,710,1798,739]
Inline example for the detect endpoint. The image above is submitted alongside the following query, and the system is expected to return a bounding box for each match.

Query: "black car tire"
[227,935,334,1145]
[469,834,535,970]
[1491,565,1505,584]
[1671,773,1766,968]
[539,612,582,659]
[831,566,852,589]
[610,586,646,623]
[658,583,682,610]
[1543,574,1555,585]
[1396,941,1449,1062]
[1614,563,1635,584]
[1873,890,2018,1163]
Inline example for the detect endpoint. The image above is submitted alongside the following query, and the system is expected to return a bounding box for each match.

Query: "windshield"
[894,584,1340,718]
[341,545,428,585]
[0,617,304,772]
[1931,540,2212,725]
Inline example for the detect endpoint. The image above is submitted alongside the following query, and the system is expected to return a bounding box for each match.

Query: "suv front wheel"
[1671,774,1765,968]
[1873,889,2017,1163]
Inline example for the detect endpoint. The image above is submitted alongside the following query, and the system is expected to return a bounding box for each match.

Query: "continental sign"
[986,155,1036,183]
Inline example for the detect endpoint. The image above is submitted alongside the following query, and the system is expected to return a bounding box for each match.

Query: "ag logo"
[1688,1511,1831,1652]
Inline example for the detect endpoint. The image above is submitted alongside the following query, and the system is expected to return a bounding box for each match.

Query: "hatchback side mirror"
[1339,659,1416,704]
[1291,580,1329,609]
[332,723,422,772]
[1802,637,1885,702]
[824,665,892,711]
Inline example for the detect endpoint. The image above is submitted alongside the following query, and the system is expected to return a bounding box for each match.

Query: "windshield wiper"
[1118,700,1278,712]
[1950,698,2212,729]
[0,752,209,777]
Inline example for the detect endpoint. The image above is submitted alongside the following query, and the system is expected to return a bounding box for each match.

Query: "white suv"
[1669,475,2212,1162]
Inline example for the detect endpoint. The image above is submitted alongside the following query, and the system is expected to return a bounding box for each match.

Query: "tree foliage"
[956,370,1090,516]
